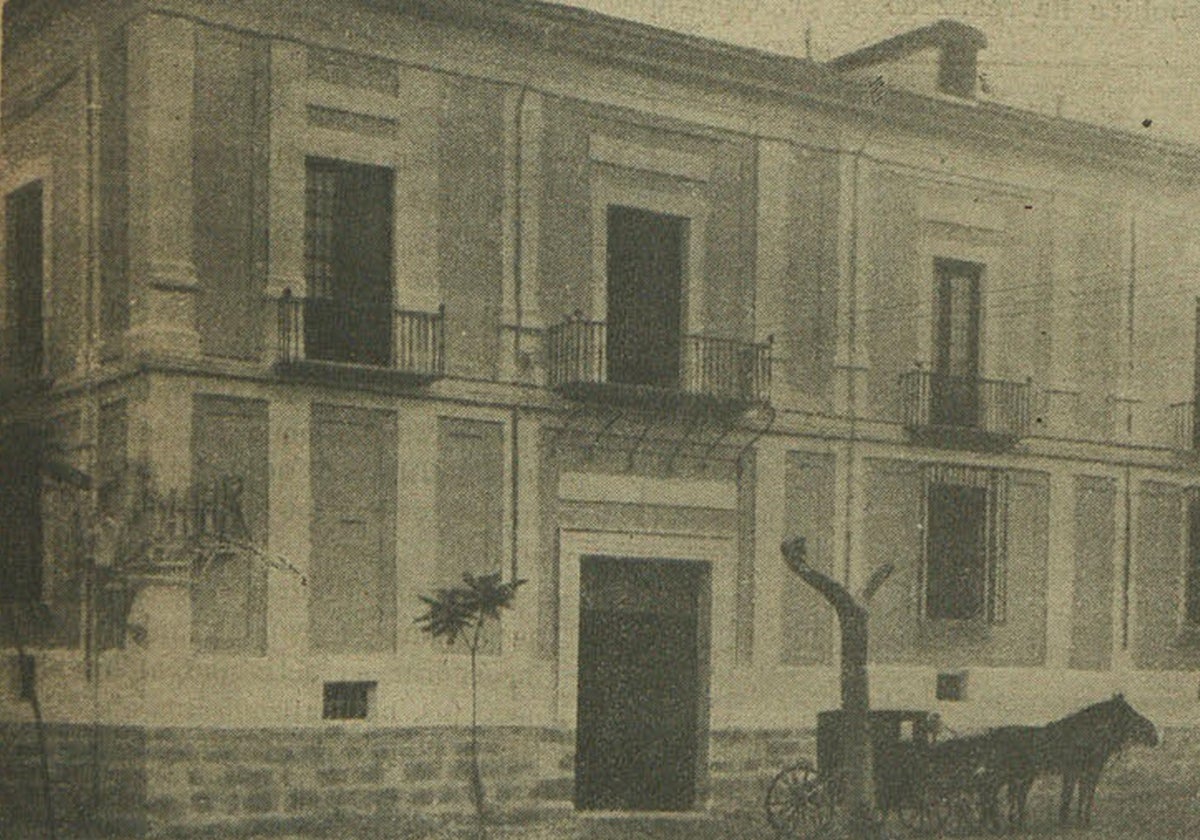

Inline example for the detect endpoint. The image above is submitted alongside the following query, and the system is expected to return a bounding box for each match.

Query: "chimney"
[827,19,987,101]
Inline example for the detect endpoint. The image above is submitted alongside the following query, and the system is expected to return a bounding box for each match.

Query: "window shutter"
[987,471,1009,625]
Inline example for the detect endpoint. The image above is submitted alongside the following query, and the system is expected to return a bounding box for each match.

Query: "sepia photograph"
[2,1,1199,838]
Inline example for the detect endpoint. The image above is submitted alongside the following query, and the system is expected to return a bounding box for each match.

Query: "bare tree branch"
[861,563,896,603]
[780,538,860,618]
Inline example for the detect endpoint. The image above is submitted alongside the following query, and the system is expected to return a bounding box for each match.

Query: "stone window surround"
[268,51,441,317]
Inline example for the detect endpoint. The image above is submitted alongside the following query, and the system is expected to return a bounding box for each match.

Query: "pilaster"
[396,406,438,649]
[1044,472,1076,670]
[833,149,872,416]
[752,438,787,671]
[127,377,193,702]
[265,42,307,355]
[125,14,200,358]
[267,397,312,656]
[755,139,792,404]
[507,412,542,657]
[1112,470,1135,677]
[501,89,546,382]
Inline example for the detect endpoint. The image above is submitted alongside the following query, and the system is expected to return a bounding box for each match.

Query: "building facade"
[4,0,1200,832]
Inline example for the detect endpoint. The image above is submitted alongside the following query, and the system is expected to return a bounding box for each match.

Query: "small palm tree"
[416,571,524,832]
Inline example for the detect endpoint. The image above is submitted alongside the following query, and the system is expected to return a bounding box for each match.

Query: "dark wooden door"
[605,206,685,389]
[575,556,705,811]
[932,259,981,427]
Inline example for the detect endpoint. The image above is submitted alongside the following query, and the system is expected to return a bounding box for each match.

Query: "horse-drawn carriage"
[765,709,985,838]
[764,696,1159,838]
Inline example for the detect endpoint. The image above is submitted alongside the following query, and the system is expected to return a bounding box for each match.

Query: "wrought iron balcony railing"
[899,369,1031,442]
[277,289,445,382]
[1168,400,1198,452]
[0,324,44,383]
[546,316,772,407]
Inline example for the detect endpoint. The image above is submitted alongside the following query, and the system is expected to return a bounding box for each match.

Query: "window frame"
[301,156,396,366]
[919,463,1008,624]
[1183,488,1200,628]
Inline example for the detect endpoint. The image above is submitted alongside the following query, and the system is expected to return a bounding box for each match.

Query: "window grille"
[322,681,374,720]
[936,671,968,702]
[920,463,1008,623]
[304,160,338,301]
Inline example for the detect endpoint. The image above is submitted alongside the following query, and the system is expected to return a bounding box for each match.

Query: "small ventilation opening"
[322,681,375,720]
[936,671,967,702]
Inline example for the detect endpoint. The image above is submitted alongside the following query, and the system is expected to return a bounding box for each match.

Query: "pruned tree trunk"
[468,621,487,839]
[782,538,893,839]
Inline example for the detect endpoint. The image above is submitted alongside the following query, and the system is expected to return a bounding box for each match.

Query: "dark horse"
[984,694,1159,829]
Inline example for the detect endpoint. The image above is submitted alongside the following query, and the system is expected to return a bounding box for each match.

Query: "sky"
[547,0,1200,144]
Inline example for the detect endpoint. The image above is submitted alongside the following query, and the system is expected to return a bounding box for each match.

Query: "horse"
[981,694,1158,829]
[978,724,1048,829]
[1044,693,1158,826]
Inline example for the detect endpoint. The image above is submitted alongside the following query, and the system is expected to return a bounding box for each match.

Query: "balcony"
[0,325,49,402]
[546,316,772,410]
[1168,401,1198,453]
[899,369,1031,448]
[276,290,445,388]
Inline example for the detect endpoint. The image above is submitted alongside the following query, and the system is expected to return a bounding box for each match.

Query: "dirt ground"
[270,774,1197,840]
[418,767,1198,840]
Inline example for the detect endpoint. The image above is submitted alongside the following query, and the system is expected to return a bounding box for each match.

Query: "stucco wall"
[1070,475,1116,670]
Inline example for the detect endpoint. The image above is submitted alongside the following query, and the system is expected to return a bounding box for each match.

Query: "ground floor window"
[1185,490,1200,627]
[922,464,1007,623]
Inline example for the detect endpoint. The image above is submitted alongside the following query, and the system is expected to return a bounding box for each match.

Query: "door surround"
[557,528,735,729]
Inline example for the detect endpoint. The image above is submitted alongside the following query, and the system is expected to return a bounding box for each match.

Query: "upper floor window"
[303,157,393,366]
[923,463,1007,623]
[4,181,44,379]
[930,258,982,428]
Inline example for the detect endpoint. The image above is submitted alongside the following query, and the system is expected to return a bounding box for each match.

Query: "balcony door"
[304,158,394,366]
[605,205,685,389]
[5,181,43,378]
[932,259,982,427]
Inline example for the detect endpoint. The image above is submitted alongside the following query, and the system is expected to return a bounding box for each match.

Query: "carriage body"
[816,708,937,813]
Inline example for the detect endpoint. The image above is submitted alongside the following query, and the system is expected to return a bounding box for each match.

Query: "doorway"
[574,555,709,811]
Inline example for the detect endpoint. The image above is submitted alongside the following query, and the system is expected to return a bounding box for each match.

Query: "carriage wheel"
[765,761,832,838]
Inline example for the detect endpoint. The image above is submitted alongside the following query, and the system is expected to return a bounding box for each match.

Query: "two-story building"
[4,0,1200,833]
